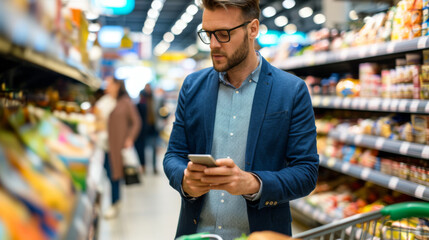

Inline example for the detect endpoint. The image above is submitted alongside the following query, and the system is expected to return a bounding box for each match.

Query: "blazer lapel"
[204,70,219,154]
[245,59,273,170]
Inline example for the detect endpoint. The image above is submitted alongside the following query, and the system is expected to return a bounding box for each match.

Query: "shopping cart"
[293,202,429,240]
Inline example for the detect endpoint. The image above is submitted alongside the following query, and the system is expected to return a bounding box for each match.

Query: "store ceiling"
[99,0,321,52]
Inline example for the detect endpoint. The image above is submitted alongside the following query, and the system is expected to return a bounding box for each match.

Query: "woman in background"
[103,76,141,218]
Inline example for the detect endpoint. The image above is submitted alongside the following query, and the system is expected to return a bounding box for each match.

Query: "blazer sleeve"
[252,80,319,209]
[163,79,192,199]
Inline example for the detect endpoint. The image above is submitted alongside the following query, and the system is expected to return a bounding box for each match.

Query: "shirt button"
[218,226,222,230]
[249,80,251,82]
[230,133,233,136]
[193,219,197,225]
[221,193,225,196]
[221,199,224,203]
[235,90,239,94]
[233,116,236,119]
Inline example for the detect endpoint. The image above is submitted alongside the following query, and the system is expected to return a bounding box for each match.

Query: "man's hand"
[201,158,260,195]
[182,162,211,198]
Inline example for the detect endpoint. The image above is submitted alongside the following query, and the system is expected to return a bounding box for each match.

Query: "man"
[163,0,319,239]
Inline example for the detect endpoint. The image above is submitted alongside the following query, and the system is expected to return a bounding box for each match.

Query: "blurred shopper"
[135,84,160,174]
[103,76,141,219]
[163,0,319,239]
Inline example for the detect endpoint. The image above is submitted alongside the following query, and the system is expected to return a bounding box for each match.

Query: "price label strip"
[361,168,371,180]
[382,99,390,111]
[388,177,399,190]
[341,162,351,173]
[354,135,363,145]
[399,142,410,155]
[390,99,399,111]
[370,45,378,56]
[422,146,429,159]
[322,97,331,106]
[414,185,426,199]
[409,100,420,113]
[327,158,336,167]
[387,42,396,53]
[352,99,360,109]
[343,98,352,108]
[399,100,408,112]
[333,97,342,108]
[418,36,429,49]
[375,138,385,150]
[313,96,321,106]
[359,98,367,109]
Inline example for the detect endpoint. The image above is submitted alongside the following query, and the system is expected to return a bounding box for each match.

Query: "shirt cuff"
[181,185,197,200]
[242,173,263,201]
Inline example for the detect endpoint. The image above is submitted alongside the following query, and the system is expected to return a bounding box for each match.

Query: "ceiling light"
[142,26,153,35]
[181,12,194,23]
[259,24,268,35]
[194,0,202,6]
[284,23,297,34]
[148,8,160,19]
[88,23,101,32]
[151,0,164,11]
[174,19,188,30]
[163,32,175,42]
[274,16,288,27]
[154,41,170,56]
[299,7,313,18]
[85,11,99,20]
[349,10,358,20]
[171,26,183,35]
[313,13,326,24]
[262,6,276,18]
[186,4,199,15]
[282,0,295,9]
[144,18,156,29]
[364,16,372,23]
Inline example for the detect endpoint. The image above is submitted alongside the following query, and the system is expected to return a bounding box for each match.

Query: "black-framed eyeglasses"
[197,21,251,44]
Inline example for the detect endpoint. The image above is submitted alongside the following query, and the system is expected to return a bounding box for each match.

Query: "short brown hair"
[201,0,260,21]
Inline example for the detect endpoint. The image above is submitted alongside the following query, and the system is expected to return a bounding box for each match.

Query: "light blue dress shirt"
[196,53,263,240]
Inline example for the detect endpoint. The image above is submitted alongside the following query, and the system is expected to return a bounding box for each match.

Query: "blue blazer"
[163,57,319,238]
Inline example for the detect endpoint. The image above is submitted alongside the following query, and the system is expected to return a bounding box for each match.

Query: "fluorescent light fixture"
[181,12,194,23]
[101,0,127,8]
[274,16,288,27]
[85,11,99,20]
[163,32,175,42]
[282,0,295,9]
[142,26,153,35]
[144,18,156,29]
[299,7,313,18]
[148,8,160,19]
[171,26,183,35]
[186,4,199,15]
[174,19,188,30]
[88,23,101,32]
[98,26,124,48]
[284,24,297,34]
[185,44,198,57]
[313,13,326,24]
[151,0,164,11]
[349,10,358,20]
[154,41,171,56]
[80,102,91,111]
[257,30,281,47]
[262,6,276,18]
[259,24,268,35]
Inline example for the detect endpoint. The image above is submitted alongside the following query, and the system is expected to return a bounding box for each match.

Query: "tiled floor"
[96,147,310,240]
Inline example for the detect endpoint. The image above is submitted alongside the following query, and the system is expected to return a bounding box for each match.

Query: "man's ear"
[249,19,260,39]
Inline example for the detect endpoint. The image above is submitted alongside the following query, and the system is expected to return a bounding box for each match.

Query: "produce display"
[0,105,94,239]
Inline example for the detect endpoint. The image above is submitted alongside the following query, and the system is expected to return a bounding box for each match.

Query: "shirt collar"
[219,51,262,87]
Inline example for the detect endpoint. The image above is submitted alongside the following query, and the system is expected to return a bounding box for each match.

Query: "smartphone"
[188,154,217,167]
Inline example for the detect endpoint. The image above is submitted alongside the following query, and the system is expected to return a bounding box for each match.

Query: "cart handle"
[381,202,429,220]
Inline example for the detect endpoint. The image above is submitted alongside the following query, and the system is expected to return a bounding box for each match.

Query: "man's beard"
[212,34,249,72]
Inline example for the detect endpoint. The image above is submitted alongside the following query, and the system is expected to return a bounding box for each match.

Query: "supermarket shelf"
[65,193,93,240]
[312,96,429,115]
[319,155,429,201]
[0,1,101,90]
[276,37,429,71]
[329,130,429,160]
[0,36,101,90]
[290,198,336,225]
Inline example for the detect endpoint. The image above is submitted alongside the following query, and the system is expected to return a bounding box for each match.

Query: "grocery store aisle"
[97,147,181,240]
